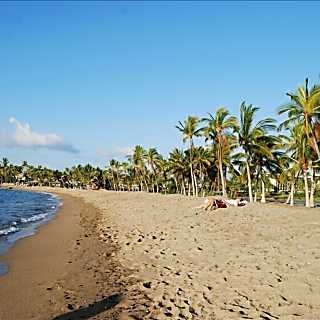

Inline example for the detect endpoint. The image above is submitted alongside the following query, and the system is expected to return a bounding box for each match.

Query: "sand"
[1,188,320,319]
[0,189,140,320]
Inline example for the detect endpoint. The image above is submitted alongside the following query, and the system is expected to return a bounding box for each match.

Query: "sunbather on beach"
[203,197,248,210]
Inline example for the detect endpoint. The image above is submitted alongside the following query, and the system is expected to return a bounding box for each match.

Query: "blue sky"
[1,1,320,169]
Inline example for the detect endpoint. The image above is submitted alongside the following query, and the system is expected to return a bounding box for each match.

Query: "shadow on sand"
[51,293,122,320]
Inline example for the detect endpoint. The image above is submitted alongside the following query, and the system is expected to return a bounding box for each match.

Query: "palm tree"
[159,158,170,194]
[1,158,9,183]
[237,102,277,203]
[109,160,117,190]
[252,134,281,203]
[145,148,162,192]
[279,78,320,159]
[176,116,201,196]
[131,145,148,191]
[281,125,312,207]
[168,148,187,195]
[202,107,238,197]
[277,141,300,207]
[109,159,122,190]
[278,79,320,208]
[192,146,212,196]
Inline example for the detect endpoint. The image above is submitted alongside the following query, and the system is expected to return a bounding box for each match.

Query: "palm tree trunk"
[310,165,315,208]
[218,139,227,198]
[290,179,295,206]
[254,173,259,202]
[286,171,298,206]
[199,165,205,197]
[150,174,154,193]
[181,177,186,195]
[246,161,253,203]
[144,177,149,192]
[303,170,310,208]
[309,121,320,161]
[174,177,179,194]
[261,179,266,203]
[116,172,120,190]
[151,165,157,194]
[194,173,198,197]
[190,165,195,195]
[112,173,116,191]
[189,139,195,196]
[218,153,226,197]
[285,192,291,204]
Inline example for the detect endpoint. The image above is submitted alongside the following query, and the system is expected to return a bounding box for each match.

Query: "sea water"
[0,189,61,275]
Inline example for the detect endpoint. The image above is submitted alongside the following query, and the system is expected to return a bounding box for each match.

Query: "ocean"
[0,189,61,275]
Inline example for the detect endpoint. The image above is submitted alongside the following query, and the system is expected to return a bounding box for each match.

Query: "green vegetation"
[1,78,320,207]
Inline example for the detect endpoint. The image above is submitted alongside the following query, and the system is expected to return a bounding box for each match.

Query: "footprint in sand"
[143,281,152,289]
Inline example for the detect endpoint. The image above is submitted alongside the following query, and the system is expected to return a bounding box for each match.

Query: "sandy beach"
[0,189,140,320]
[1,188,320,319]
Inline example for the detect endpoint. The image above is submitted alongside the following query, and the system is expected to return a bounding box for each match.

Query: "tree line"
[1,78,320,207]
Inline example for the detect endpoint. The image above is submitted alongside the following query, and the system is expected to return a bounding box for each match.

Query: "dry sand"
[1,188,320,320]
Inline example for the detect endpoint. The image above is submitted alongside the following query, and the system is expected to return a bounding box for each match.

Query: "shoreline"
[0,188,62,276]
[0,188,143,320]
[0,191,82,319]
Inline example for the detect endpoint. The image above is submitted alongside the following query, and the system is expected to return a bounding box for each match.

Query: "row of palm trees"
[1,78,319,207]
[174,103,280,201]
[173,78,320,208]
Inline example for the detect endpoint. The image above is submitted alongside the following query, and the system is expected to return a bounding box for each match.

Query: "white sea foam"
[39,191,53,196]
[20,213,48,223]
[0,226,19,236]
[40,192,59,199]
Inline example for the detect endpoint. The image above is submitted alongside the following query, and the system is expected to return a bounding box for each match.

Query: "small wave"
[39,191,53,196]
[20,213,48,223]
[40,192,59,200]
[0,226,19,236]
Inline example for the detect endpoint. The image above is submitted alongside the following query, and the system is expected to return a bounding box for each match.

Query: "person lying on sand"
[225,198,248,207]
[200,197,248,211]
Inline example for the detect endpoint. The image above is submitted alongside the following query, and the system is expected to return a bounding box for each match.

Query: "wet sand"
[1,188,320,319]
[0,193,78,319]
[0,189,144,320]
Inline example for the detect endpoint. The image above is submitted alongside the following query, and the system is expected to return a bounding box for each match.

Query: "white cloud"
[6,117,79,153]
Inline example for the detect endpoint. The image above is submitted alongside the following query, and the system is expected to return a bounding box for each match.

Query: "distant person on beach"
[203,197,248,210]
